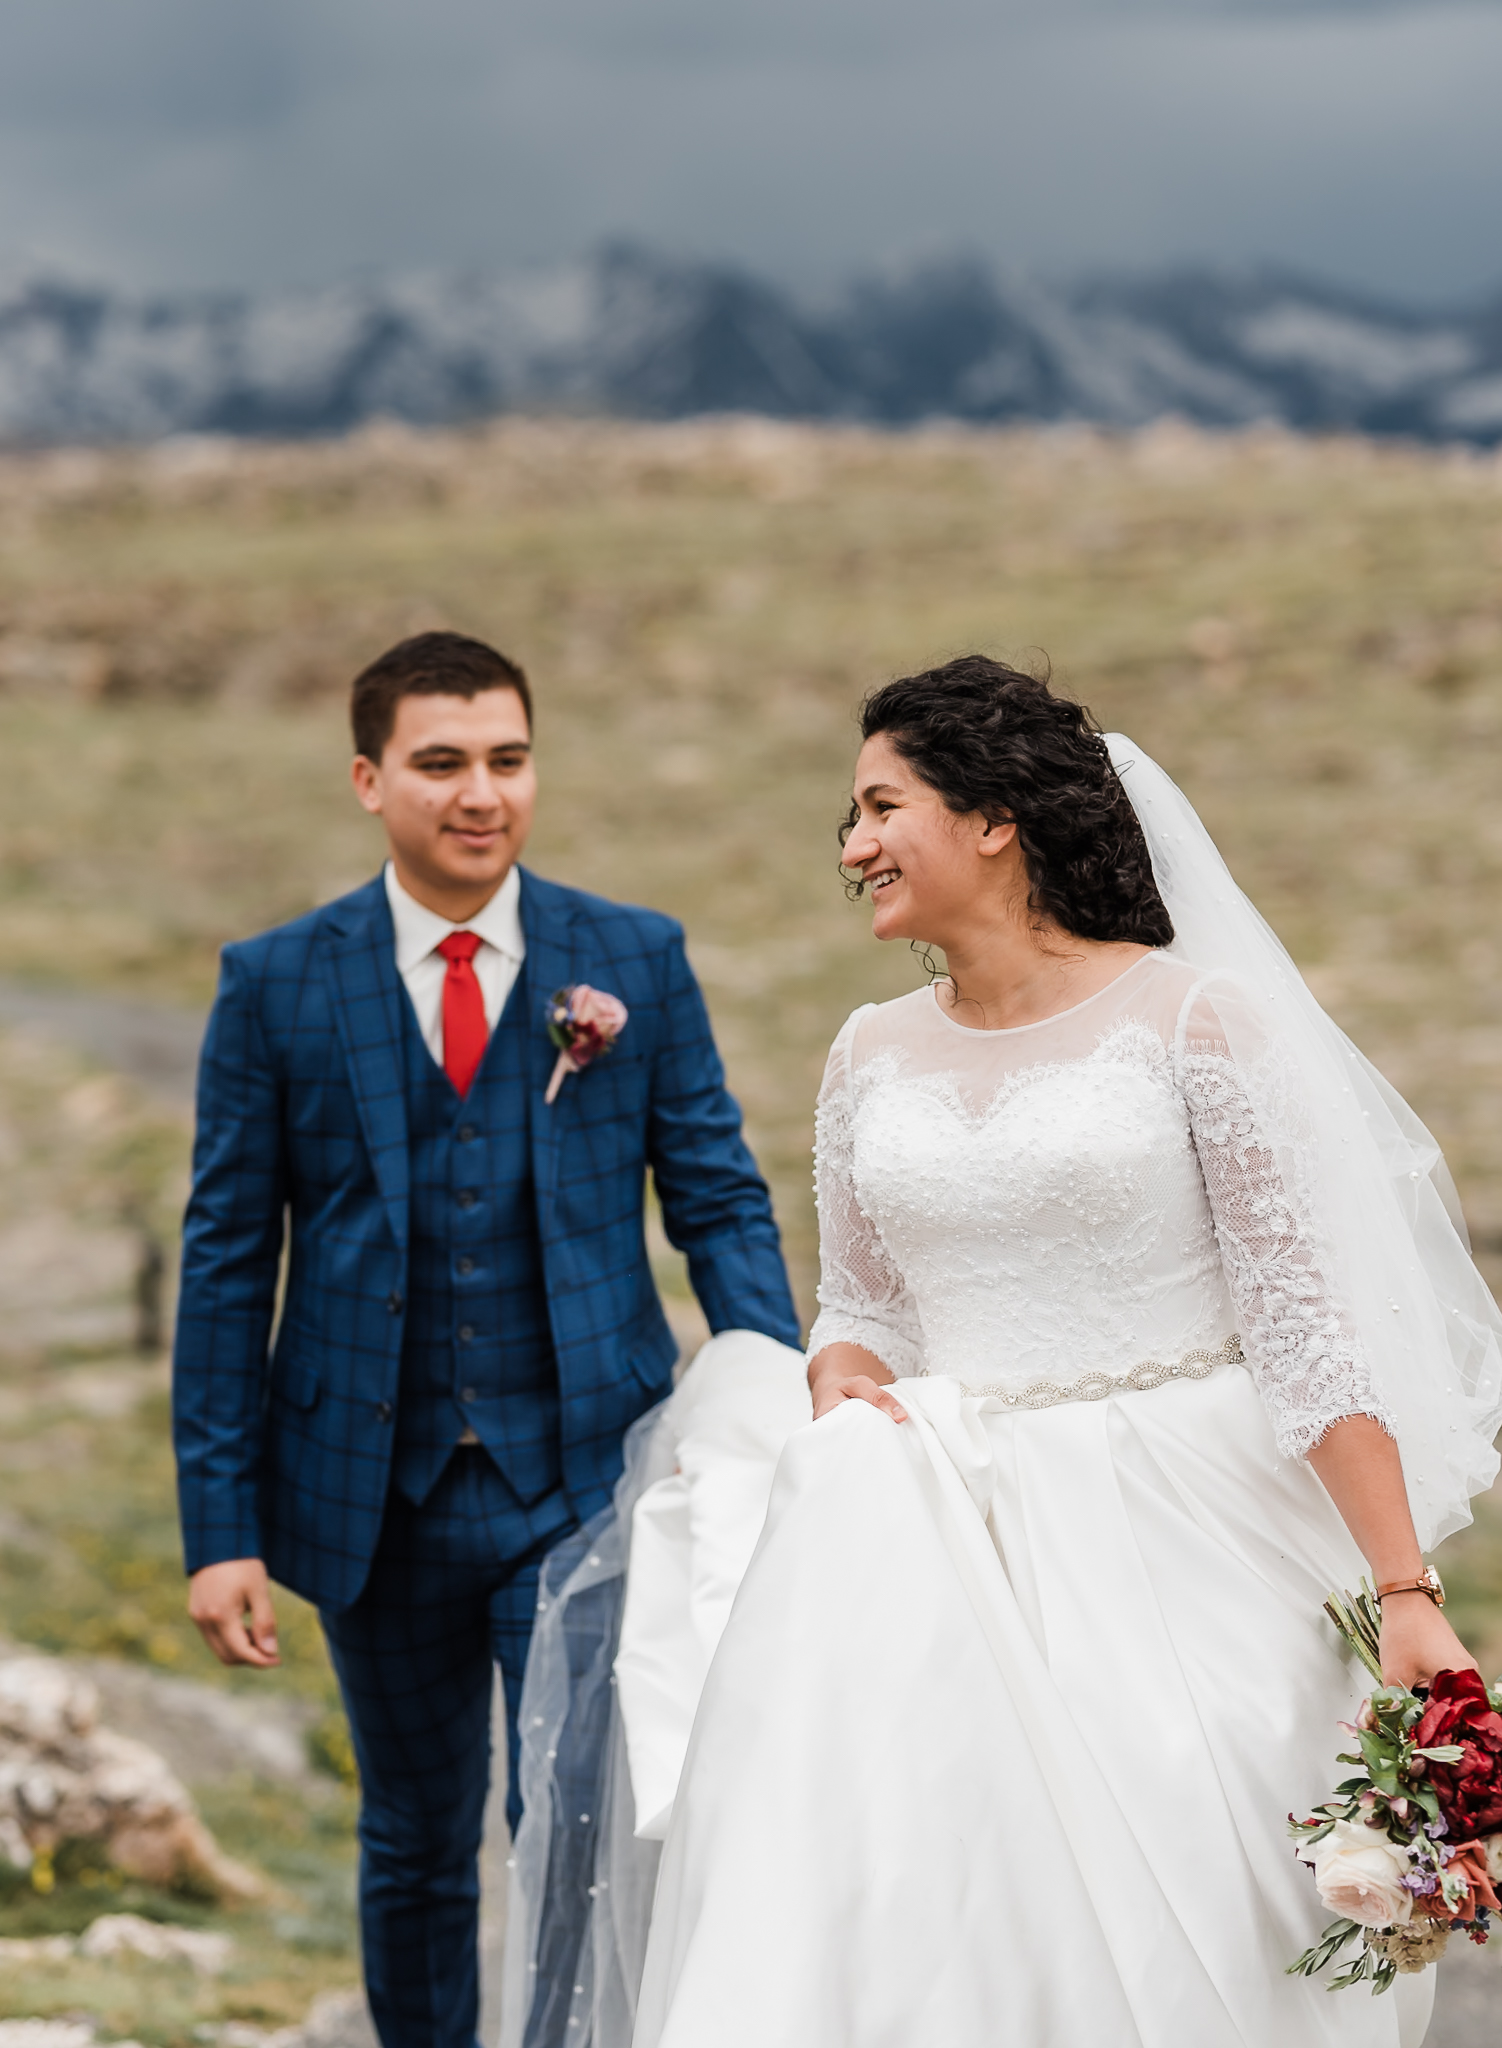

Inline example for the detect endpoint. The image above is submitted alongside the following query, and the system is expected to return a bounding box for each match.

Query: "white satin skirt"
[621,1334,1433,2048]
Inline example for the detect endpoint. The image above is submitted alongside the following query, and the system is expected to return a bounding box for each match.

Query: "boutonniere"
[545,985,629,1105]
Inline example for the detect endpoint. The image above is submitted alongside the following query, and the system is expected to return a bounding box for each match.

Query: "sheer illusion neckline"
[925,949,1162,1038]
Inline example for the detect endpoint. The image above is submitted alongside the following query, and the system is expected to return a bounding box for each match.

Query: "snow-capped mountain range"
[2,244,1500,446]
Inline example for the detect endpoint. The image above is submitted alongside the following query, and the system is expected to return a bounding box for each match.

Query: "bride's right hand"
[812,1374,909,1423]
[807,1344,908,1424]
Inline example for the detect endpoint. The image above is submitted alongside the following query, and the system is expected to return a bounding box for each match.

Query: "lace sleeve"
[1176,988,1396,1461]
[806,1013,927,1379]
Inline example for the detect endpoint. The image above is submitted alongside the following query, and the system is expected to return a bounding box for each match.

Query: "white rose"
[1485,1834,1502,1886]
[1309,1820,1415,1929]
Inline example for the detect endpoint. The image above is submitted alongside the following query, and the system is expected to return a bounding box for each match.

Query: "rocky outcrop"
[0,2026,122,2048]
[0,1654,263,1902]
[0,1991,377,2048]
[0,1909,232,1970]
[78,1658,320,1788]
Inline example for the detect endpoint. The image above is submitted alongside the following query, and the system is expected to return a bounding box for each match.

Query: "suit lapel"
[323,876,411,1251]
[519,868,581,1228]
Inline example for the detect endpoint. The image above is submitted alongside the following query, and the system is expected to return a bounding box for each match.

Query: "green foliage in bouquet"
[1286,1583,1502,1994]
[1323,1582,1385,1686]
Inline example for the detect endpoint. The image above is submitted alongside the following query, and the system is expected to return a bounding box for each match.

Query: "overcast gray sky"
[1,0,1498,302]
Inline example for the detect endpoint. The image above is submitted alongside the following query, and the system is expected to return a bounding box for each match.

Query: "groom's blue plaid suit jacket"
[173,869,801,1612]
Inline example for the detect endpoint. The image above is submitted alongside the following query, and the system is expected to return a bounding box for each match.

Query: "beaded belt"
[948,1332,1244,1410]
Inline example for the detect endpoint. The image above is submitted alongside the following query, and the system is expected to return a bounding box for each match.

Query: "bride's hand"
[806,1342,908,1424]
[1378,1592,1478,1691]
[811,1373,909,1424]
[1309,1420,1479,1692]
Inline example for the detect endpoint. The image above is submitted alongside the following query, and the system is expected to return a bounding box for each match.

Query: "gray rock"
[77,1661,320,1790]
[0,2027,132,2048]
[194,1990,379,2048]
[77,1911,233,1972]
[0,1652,262,1902]
[273,1991,378,2048]
[0,1911,232,1973]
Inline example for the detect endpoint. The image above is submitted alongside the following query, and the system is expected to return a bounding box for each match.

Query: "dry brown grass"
[4,416,1502,1282]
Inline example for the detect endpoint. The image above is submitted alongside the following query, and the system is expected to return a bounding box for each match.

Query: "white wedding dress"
[505,737,1502,2048]
[620,954,1435,2048]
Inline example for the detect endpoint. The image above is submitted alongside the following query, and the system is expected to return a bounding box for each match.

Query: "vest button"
[456,1256,475,1277]
[375,1401,393,1423]
[387,1290,403,1314]
[456,1189,478,1209]
[459,1325,475,1344]
[461,1387,478,1403]
[458,1124,478,1143]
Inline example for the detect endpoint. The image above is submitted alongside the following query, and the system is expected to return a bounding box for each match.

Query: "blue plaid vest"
[390,978,562,1508]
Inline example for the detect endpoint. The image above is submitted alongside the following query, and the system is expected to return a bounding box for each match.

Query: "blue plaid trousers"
[321,1448,577,2048]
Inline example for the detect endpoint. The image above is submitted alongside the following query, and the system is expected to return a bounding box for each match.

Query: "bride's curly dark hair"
[841,654,1174,946]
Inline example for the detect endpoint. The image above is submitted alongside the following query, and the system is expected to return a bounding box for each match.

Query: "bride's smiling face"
[843,734,1018,945]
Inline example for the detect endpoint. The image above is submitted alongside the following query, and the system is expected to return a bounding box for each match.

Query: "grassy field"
[3,420,1502,1286]
[0,1027,360,2037]
[1,415,1500,2032]
[0,1330,363,2037]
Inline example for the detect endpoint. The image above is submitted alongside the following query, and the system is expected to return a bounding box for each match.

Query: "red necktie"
[437,932,487,1096]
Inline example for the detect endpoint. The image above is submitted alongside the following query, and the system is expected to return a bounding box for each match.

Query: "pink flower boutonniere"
[544,985,629,1105]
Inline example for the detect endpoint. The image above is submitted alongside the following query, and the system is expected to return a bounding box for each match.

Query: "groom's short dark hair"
[351,631,532,760]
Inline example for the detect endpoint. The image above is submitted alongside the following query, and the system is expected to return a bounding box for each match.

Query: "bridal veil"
[1104,734,1502,1548]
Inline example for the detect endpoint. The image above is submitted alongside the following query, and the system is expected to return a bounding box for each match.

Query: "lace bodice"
[808,953,1393,1461]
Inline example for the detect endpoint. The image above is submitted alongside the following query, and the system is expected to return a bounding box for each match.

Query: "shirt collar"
[383,862,526,976]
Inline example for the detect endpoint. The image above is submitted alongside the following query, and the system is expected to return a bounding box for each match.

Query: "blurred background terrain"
[6,249,1502,446]
[1,413,1500,2039]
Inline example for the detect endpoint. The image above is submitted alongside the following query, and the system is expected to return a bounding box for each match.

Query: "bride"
[504,657,1502,2048]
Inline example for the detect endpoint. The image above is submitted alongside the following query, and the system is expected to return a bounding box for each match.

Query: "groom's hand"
[188,1559,281,1668]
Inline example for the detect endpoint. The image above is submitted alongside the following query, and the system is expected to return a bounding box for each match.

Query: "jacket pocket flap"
[275,1359,321,1411]
[624,1328,677,1395]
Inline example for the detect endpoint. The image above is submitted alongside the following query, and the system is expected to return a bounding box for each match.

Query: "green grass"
[0,1384,334,1688]
[0,1034,359,2036]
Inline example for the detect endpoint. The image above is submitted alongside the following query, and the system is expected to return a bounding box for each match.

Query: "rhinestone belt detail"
[944,1331,1245,1410]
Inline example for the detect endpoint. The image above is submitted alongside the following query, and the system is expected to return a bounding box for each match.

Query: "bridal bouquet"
[1288,1584,1502,1993]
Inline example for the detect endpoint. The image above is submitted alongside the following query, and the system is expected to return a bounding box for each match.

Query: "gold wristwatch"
[1375,1566,1445,1608]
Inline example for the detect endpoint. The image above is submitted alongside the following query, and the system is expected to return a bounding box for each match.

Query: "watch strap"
[1376,1570,1445,1607]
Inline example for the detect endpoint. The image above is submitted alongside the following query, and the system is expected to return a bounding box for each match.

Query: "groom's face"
[352,686,536,914]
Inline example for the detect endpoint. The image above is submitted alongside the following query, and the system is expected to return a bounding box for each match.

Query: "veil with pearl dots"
[1107,732,1502,1552]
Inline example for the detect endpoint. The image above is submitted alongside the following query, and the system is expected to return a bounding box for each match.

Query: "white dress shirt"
[384,862,527,1066]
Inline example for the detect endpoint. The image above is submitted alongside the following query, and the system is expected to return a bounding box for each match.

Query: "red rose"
[1413,1669,1502,1841]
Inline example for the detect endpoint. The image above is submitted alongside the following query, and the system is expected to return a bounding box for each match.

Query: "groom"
[172,631,800,2048]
